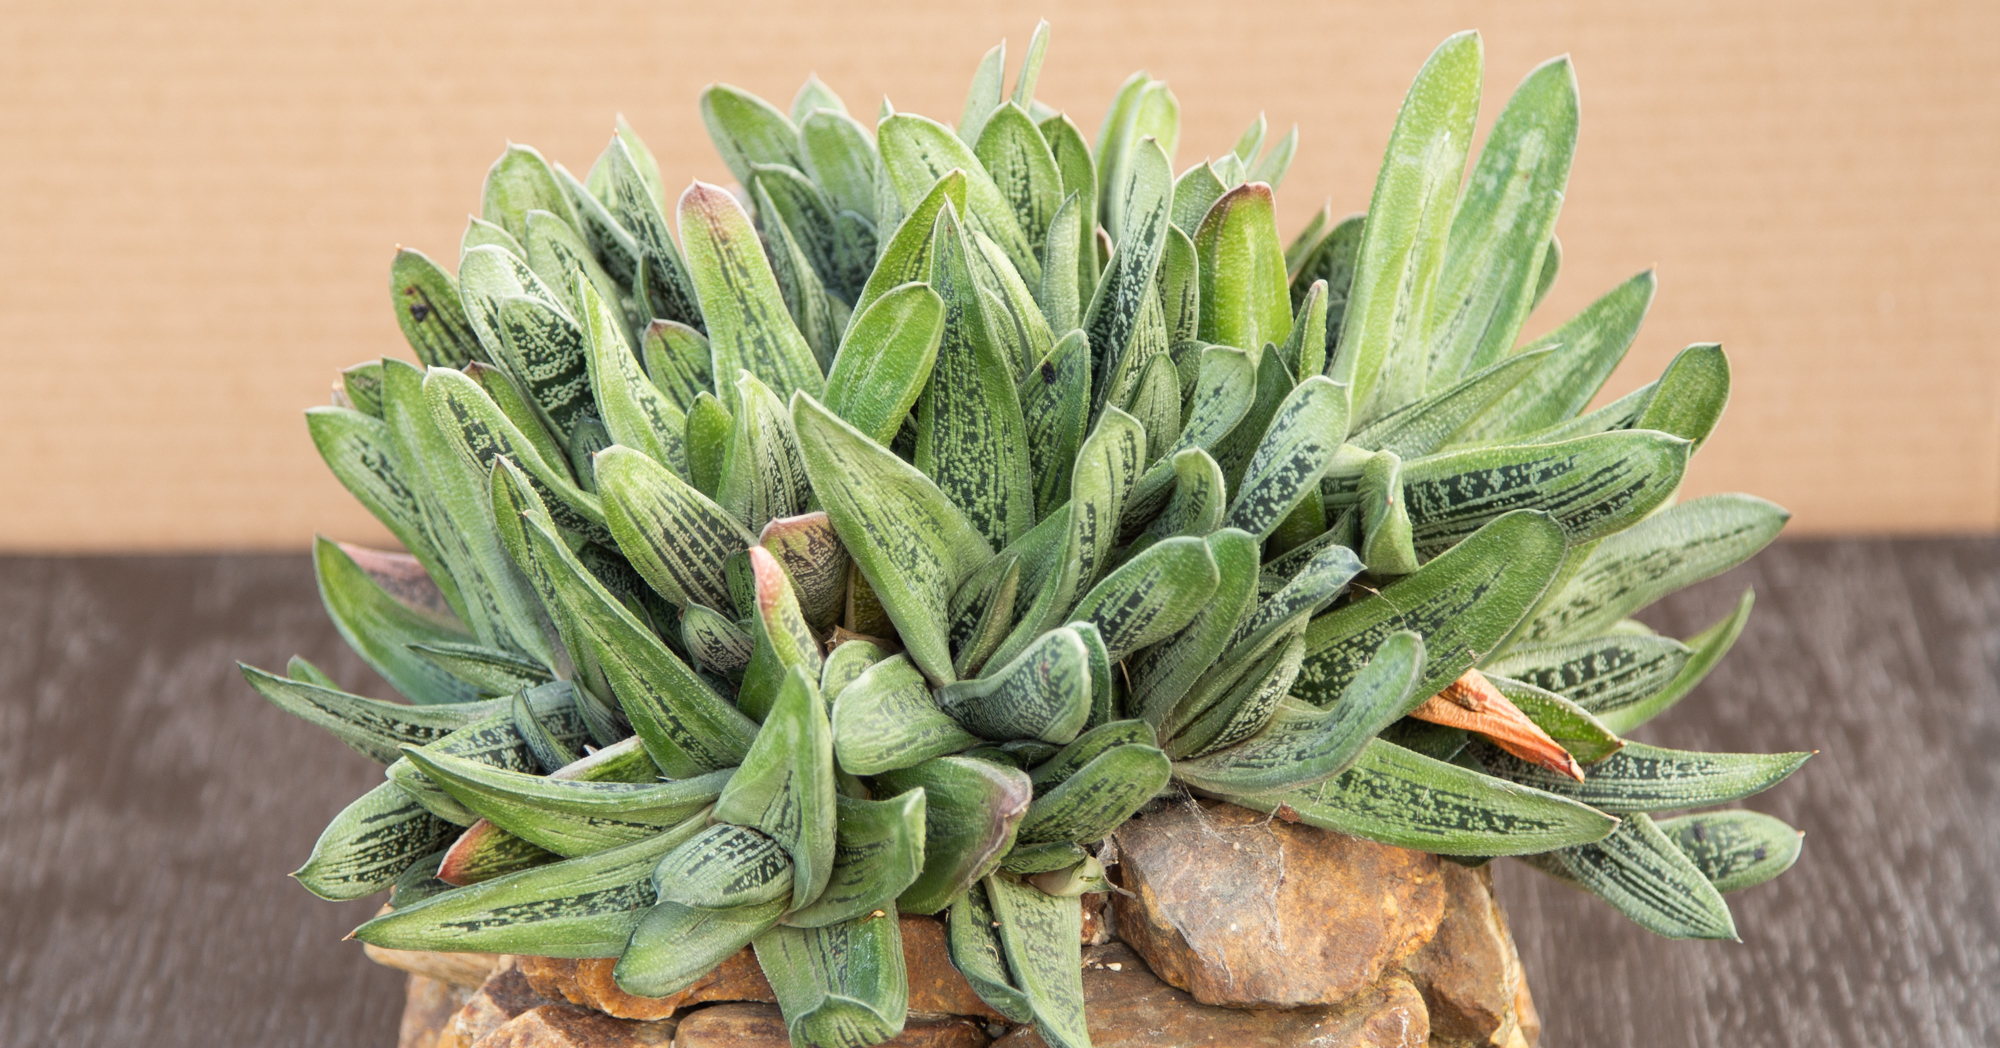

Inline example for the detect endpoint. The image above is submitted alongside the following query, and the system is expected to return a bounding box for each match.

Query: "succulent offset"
[245,24,1811,1048]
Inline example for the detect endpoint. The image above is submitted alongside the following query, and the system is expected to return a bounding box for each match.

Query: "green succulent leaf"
[1297,509,1567,705]
[716,371,813,535]
[402,746,723,858]
[619,895,790,998]
[1547,812,1739,940]
[391,249,483,368]
[1038,114,1099,307]
[1657,809,1804,893]
[938,627,1094,744]
[784,791,929,928]
[425,366,610,545]
[1484,675,1626,765]
[946,881,1036,1022]
[715,666,839,909]
[1349,346,1551,459]
[795,393,996,685]
[654,823,796,910]
[824,282,946,446]
[1070,534,1220,662]
[1020,330,1095,518]
[1017,742,1171,845]
[850,171,967,324]
[595,445,754,614]
[985,873,1089,1048]
[1331,30,1483,421]
[1603,588,1755,734]
[1401,430,1692,559]
[578,284,687,474]
[353,811,703,956]
[1426,56,1578,382]
[878,113,1041,285]
[1636,343,1732,449]
[1194,182,1293,356]
[1519,494,1788,643]
[481,144,581,247]
[1472,740,1811,814]
[1454,270,1656,445]
[295,780,458,901]
[1174,630,1424,794]
[820,638,891,703]
[701,84,805,186]
[1129,529,1261,727]
[680,182,828,410]
[1227,737,1617,856]
[1224,376,1349,540]
[313,537,482,706]
[915,206,1036,549]
[240,663,493,763]
[976,102,1064,251]
[755,911,910,1048]
[1484,632,1693,726]
[799,108,879,224]
[1084,137,1172,412]
[831,654,982,776]
[872,756,1032,914]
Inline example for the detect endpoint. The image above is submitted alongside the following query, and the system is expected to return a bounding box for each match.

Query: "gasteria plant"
[245,24,1810,1047]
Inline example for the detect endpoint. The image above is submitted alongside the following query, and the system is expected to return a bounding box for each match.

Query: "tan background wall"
[1,0,1995,550]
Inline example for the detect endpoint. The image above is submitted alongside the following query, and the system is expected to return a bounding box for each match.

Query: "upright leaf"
[679,182,827,409]
[1329,31,1483,421]
[716,667,839,908]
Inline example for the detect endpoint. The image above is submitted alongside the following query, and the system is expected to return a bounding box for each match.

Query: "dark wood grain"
[0,539,1993,1046]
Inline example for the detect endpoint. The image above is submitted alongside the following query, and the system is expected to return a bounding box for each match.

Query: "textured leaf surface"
[1228,737,1616,855]
[1298,510,1566,705]
[314,538,481,706]
[1401,431,1691,558]
[1473,740,1810,814]
[679,182,826,408]
[353,821,699,956]
[985,874,1088,1048]
[877,113,1041,285]
[1017,742,1170,845]
[1224,376,1349,539]
[1551,812,1738,939]
[401,747,723,858]
[1454,270,1656,444]
[241,663,489,763]
[796,395,995,685]
[1330,31,1483,420]
[915,207,1036,549]
[946,882,1035,1022]
[1426,57,1577,381]
[1070,535,1220,662]
[716,667,839,908]
[824,282,945,445]
[1520,495,1788,643]
[938,628,1093,744]
[654,823,795,909]
[295,780,458,901]
[1485,632,1692,725]
[872,756,1031,914]
[1194,182,1293,355]
[1658,810,1804,893]
[597,445,754,612]
[755,912,909,1048]
[784,792,929,927]
[1174,631,1424,794]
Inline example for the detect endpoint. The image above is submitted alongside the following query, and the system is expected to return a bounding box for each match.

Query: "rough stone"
[453,960,574,1047]
[514,914,1005,1022]
[517,948,772,1020]
[1111,800,1447,1008]
[1402,863,1530,1046]
[473,1005,675,1047]
[991,944,1430,1048]
[369,942,505,990]
[1512,977,1541,1048]
[398,974,473,1048]
[672,1003,992,1047]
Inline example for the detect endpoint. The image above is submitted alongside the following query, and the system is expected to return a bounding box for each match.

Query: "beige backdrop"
[1,0,1995,549]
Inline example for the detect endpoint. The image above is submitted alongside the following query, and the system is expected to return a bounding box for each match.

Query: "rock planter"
[373,802,1539,1048]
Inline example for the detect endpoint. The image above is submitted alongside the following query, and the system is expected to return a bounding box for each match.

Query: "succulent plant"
[244,23,1810,1047]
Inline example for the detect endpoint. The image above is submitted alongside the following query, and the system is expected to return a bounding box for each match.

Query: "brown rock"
[1402,863,1528,1046]
[517,948,773,1020]
[453,959,572,1046]
[399,974,472,1048]
[1513,975,1541,1047]
[673,1003,992,1047]
[368,942,504,990]
[472,1005,675,1047]
[515,915,1006,1023]
[991,944,1430,1048]
[1111,800,1447,1008]
[900,913,1009,1021]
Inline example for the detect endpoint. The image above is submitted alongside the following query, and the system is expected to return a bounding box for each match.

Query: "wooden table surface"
[2,538,1994,1047]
